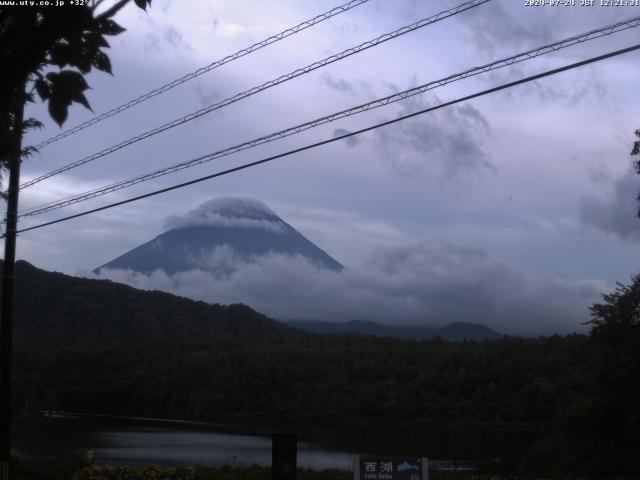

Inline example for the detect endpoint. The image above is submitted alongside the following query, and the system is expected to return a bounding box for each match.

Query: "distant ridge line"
[284,320,502,341]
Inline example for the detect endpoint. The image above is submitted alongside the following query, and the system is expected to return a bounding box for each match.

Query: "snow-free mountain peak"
[95,197,344,275]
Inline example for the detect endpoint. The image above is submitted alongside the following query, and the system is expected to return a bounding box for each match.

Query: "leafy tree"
[0,1,152,474]
[586,276,640,475]
[631,129,640,216]
[0,0,152,168]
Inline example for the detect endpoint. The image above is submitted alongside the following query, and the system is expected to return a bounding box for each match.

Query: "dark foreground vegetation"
[14,459,506,480]
[5,262,640,477]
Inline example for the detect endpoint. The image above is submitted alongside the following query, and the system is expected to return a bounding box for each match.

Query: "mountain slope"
[5,260,300,351]
[4,260,500,352]
[284,319,501,341]
[95,198,343,275]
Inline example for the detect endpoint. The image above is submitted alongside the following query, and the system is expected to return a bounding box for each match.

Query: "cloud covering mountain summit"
[164,198,287,233]
[90,197,609,335]
[95,197,344,275]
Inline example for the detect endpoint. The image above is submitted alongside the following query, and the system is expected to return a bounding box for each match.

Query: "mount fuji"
[94,197,343,275]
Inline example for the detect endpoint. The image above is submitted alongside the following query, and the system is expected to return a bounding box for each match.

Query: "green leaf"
[48,100,68,127]
[72,92,93,112]
[99,19,125,36]
[21,145,40,159]
[45,70,92,122]
[34,78,50,100]
[55,70,90,95]
[92,51,112,75]
[49,44,73,68]
[86,32,110,49]
[134,0,151,10]
[23,118,44,131]
[75,49,92,74]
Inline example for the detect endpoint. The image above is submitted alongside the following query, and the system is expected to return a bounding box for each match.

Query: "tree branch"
[96,0,130,20]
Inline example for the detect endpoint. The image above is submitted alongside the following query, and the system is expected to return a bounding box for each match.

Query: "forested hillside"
[7,261,640,476]
[13,332,631,476]
[5,260,299,350]
[285,319,501,340]
[17,335,591,428]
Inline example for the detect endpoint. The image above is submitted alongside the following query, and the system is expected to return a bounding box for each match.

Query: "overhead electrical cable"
[20,0,490,190]
[12,42,640,237]
[19,15,640,218]
[32,0,372,150]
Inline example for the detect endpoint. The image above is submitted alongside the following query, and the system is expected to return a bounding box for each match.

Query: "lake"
[15,413,540,471]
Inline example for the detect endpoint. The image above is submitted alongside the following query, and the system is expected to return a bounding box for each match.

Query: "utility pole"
[0,81,25,480]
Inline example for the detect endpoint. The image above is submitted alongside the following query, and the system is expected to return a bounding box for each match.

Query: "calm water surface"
[15,413,539,471]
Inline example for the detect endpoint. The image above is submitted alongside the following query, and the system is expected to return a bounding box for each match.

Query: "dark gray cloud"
[145,24,192,53]
[92,240,605,335]
[374,95,495,179]
[321,73,356,94]
[483,64,610,107]
[163,25,192,50]
[458,2,553,54]
[164,197,287,233]
[580,167,640,242]
[14,0,635,330]
[454,1,623,107]
[589,163,612,186]
[194,82,219,109]
[458,0,635,58]
[530,77,608,106]
[333,128,360,148]
[320,73,372,97]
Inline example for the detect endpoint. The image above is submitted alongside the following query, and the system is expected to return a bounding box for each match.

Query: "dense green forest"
[5,261,300,350]
[6,261,640,476]
[13,333,635,476]
[16,336,590,428]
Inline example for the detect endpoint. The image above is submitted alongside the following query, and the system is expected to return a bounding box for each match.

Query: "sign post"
[272,433,297,480]
[353,456,428,480]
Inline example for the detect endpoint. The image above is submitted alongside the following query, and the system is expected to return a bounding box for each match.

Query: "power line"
[12,42,640,238]
[32,0,372,150]
[20,0,490,190]
[19,14,640,218]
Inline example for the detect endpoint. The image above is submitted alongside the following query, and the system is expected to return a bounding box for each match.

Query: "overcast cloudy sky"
[9,0,640,334]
